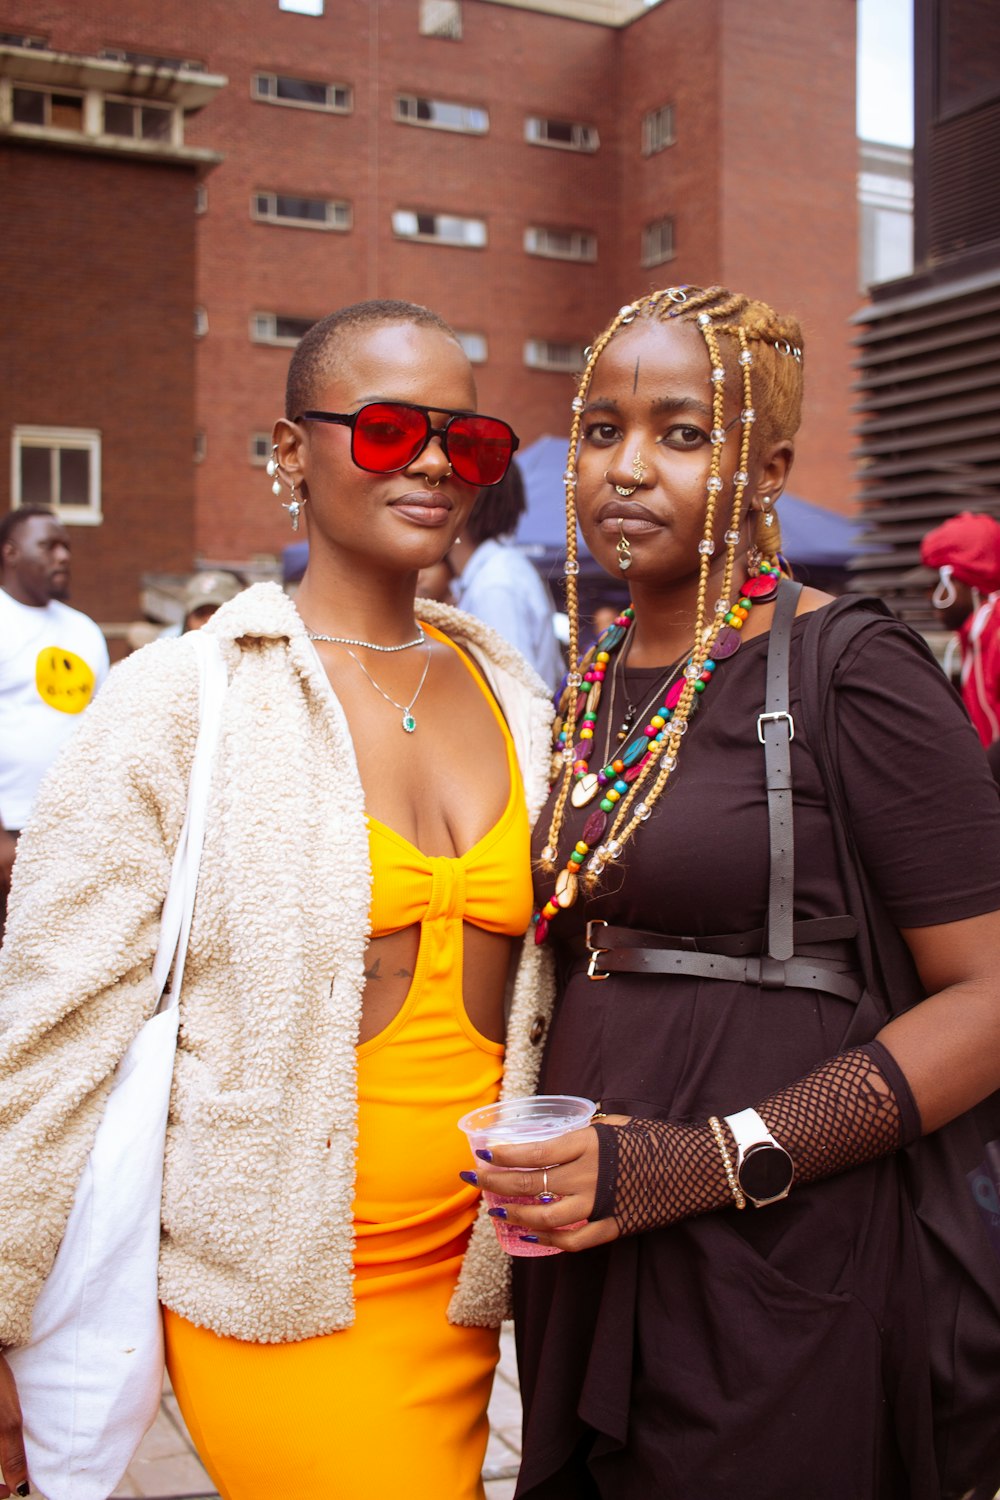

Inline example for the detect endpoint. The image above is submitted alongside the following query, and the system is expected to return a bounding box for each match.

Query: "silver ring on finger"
[537,1166,556,1205]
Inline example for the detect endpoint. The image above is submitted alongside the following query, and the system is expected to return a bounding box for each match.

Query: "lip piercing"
[617,518,633,573]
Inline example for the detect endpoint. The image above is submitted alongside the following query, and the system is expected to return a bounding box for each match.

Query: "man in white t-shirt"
[0,506,110,939]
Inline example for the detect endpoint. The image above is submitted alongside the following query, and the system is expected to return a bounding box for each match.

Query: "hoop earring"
[932,565,958,610]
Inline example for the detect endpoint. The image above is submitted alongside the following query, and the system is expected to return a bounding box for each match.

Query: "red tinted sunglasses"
[295,401,519,487]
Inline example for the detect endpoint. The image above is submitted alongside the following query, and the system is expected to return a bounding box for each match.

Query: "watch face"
[740,1143,794,1203]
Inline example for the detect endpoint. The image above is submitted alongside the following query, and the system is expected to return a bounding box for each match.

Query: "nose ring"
[605,468,637,499]
[425,467,453,489]
[632,452,646,483]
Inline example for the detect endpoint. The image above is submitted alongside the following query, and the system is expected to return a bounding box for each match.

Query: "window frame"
[391,209,487,248]
[641,102,676,156]
[251,191,352,231]
[455,331,488,364]
[251,72,352,114]
[523,226,597,262]
[524,116,599,153]
[523,339,586,373]
[11,426,103,525]
[393,93,488,134]
[641,215,676,268]
[250,312,317,346]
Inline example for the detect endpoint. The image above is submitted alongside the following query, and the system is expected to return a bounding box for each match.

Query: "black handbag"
[797,594,1000,1500]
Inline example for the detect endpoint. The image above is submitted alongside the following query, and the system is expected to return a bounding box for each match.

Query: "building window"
[252,73,351,112]
[103,95,173,142]
[0,31,49,49]
[419,0,462,39]
[278,0,324,13]
[100,48,204,72]
[12,427,102,525]
[456,331,488,363]
[525,117,599,153]
[251,312,316,345]
[641,103,675,156]
[250,433,273,466]
[195,182,208,214]
[524,226,597,262]
[194,306,209,338]
[392,209,486,247]
[12,85,84,132]
[193,431,207,464]
[523,340,585,373]
[641,216,675,268]
[252,192,351,231]
[394,95,487,133]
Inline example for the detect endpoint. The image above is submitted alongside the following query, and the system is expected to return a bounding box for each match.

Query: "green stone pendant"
[402,711,416,733]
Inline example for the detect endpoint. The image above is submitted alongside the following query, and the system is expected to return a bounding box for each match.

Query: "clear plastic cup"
[458,1095,596,1257]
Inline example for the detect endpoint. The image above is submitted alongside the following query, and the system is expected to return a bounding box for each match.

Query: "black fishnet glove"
[591,1043,914,1237]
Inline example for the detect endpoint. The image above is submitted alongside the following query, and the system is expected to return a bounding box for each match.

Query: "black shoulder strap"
[761,578,802,961]
[796,596,927,1014]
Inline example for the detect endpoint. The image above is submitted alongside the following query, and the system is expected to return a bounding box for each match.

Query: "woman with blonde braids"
[469,286,1000,1498]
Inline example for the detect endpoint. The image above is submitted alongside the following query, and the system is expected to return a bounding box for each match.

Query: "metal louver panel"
[850,268,1000,628]
[929,99,1000,262]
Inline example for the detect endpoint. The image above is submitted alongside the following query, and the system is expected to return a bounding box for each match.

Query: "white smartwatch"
[723,1107,794,1208]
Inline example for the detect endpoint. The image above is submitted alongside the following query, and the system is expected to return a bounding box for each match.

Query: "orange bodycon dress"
[163,631,533,1500]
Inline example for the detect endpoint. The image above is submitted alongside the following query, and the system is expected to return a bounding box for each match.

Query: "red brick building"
[1,0,858,617]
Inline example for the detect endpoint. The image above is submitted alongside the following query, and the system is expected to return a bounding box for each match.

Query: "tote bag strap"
[152,632,228,1013]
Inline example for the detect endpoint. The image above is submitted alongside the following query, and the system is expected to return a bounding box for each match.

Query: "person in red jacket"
[921,511,1000,746]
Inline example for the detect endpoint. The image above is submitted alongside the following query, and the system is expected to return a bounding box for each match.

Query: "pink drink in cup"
[458,1095,596,1257]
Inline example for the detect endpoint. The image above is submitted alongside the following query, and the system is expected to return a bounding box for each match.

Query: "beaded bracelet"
[708,1116,747,1211]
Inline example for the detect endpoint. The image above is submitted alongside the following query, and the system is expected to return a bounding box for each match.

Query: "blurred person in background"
[920,511,1000,746]
[181,570,245,633]
[0,505,108,943]
[449,462,564,690]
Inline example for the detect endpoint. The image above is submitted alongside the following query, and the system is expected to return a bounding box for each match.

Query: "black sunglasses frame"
[294,401,520,487]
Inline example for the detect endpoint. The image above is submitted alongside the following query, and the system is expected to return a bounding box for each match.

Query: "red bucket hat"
[920,512,1000,593]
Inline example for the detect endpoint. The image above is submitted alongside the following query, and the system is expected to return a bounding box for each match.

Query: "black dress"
[514,607,1000,1500]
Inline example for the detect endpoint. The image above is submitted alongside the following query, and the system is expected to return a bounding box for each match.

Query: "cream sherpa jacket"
[0,583,555,1347]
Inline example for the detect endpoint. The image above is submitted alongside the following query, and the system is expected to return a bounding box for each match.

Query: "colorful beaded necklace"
[533,559,780,944]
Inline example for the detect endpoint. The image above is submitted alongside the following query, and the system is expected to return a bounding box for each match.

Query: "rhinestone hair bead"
[724,529,741,545]
[710,427,727,443]
[739,349,754,365]
[572,397,585,413]
[566,671,583,688]
[706,476,723,493]
[541,845,557,863]
[734,469,749,485]
[564,560,580,576]
[563,470,575,482]
[660,753,678,772]
[715,599,730,614]
[698,539,715,556]
[711,367,726,383]
[619,305,637,323]
[634,802,651,821]
[697,313,711,327]
[741,408,756,424]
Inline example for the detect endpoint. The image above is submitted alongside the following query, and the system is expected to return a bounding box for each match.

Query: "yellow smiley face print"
[35,647,97,715]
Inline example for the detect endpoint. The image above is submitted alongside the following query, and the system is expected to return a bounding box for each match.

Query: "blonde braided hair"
[539,284,805,896]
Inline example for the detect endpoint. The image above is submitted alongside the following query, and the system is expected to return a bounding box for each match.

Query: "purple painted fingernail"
[459,1170,478,1185]
[488,1206,507,1219]
[476,1148,493,1162]
[518,1234,540,1244]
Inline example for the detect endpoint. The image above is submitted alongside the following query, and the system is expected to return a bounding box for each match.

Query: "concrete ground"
[111,1322,521,1499]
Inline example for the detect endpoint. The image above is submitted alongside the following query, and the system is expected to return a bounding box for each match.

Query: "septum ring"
[605,469,638,499]
[425,467,453,489]
[537,1167,557,1205]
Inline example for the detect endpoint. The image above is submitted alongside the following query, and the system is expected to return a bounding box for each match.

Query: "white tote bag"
[8,631,228,1500]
